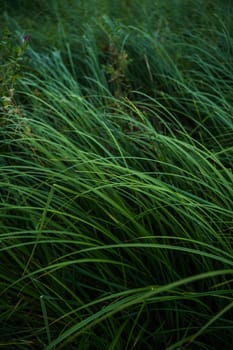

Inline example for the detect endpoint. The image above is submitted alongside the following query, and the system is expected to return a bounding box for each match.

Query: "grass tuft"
[0,1,233,349]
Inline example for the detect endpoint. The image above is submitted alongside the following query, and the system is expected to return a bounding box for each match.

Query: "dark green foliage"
[0,1,233,349]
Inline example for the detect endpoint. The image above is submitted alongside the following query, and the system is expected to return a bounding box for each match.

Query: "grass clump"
[0,1,233,349]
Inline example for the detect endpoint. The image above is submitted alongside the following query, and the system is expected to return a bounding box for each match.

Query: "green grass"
[0,1,233,349]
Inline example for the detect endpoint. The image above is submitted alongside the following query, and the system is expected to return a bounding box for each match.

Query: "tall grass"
[1,1,233,349]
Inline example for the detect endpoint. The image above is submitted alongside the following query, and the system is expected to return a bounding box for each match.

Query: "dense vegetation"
[0,1,233,349]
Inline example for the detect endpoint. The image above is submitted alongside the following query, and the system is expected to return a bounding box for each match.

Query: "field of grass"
[1,1,233,349]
